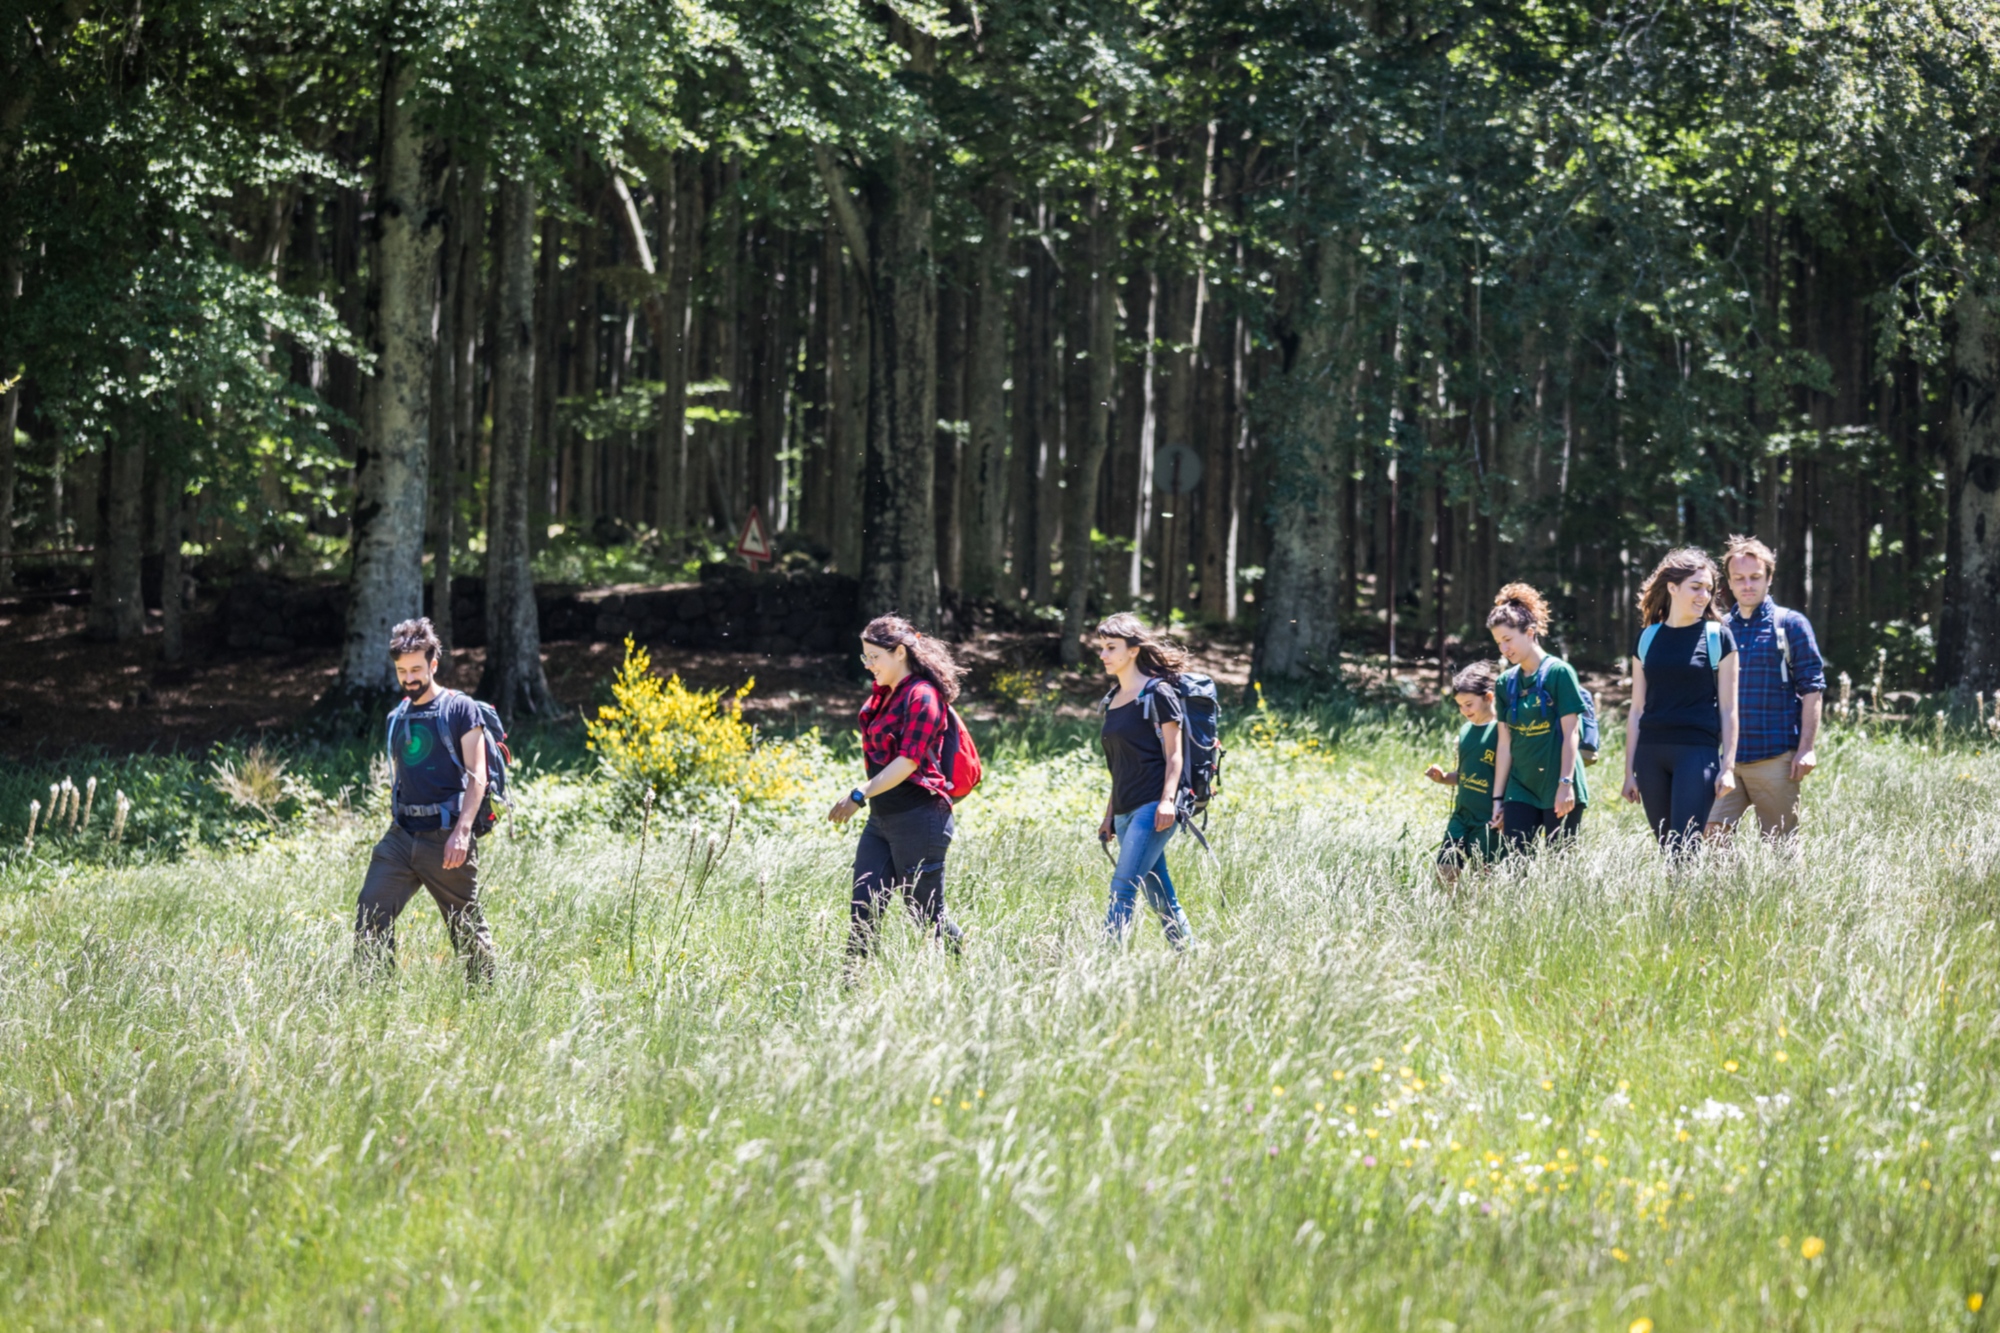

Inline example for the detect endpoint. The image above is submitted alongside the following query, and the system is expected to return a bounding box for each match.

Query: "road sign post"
[735,505,772,571]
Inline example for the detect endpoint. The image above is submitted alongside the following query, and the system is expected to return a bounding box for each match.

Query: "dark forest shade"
[0,0,1993,692]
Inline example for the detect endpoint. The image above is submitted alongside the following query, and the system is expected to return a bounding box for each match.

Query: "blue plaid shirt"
[1727,599,1827,764]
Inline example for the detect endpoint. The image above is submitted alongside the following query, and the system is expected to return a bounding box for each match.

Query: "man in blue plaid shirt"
[1707,535,1826,838]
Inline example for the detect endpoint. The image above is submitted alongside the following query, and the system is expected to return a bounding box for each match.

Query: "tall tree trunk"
[337,57,441,694]
[650,153,697,538]
[860,141,940,625]
[1004,242,1040,604]
[479,176,558,719]
[0,249,18,593]
[960,183,1011,600]
[1060,194,1118,665]
[1128,269,1159,598]
[88,418,146,642]
[1256,244,1351,681]
[826,219,866,574]
[155,462,186,662]
[935,272,965,597]
[1944,217,2000,693]
[1032,223,1063,607]
[429,170,461,666]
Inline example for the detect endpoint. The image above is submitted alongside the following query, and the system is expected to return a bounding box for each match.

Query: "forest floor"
[0,584,1634,760]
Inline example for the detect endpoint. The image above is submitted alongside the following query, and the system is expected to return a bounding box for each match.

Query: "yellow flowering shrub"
[585,638,815,807]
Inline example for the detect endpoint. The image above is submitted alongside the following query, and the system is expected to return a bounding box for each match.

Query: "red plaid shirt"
[858,675,951,800]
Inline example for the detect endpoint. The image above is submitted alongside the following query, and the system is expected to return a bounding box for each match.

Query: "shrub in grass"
[584,636,822,812]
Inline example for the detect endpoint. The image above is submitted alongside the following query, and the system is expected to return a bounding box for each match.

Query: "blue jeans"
[1106,808,1192,948]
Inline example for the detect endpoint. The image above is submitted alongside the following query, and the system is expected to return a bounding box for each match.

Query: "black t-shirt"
[391,690,483,820]
[1101,678,1187,816]
[1635,620,1736,746]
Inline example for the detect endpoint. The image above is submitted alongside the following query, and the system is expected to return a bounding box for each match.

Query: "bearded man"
[354,617,496,981]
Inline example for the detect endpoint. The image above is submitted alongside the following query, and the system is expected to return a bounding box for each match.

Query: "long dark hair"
[1636,548,1722,627]
[1095,612,1188,680]
[861,615,963,704]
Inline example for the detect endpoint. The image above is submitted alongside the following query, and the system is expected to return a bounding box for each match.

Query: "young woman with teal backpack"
[1620,548,1740,857]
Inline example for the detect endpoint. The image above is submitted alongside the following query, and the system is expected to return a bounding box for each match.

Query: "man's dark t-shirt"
[1102,679,1187,816]
[391,690,483,828]
[1635,621,1737,746]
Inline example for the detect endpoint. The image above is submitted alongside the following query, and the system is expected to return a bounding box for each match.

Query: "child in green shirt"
[1425,661,1503,884]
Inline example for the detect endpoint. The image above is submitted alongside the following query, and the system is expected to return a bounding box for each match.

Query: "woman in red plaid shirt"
[827,615,967,961]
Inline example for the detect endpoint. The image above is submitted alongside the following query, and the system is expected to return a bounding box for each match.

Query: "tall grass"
[1,710,1998,1329]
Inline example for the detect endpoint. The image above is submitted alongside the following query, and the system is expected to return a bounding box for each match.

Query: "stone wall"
[219,566,860,655]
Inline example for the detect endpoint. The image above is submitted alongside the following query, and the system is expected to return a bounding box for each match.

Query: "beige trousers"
[1706,751,1802,836]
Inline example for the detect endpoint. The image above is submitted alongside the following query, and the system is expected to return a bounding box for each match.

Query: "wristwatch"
[1558,776,1575,786]
[849,787,867,807]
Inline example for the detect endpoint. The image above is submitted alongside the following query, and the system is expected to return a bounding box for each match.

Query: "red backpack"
[939,707,983,802]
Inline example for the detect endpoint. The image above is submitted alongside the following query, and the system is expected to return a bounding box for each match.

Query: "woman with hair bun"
[828,615,967,961]
[1484,583,1590,851]
[1620,548,1739,857]
[1092,612,1194,948]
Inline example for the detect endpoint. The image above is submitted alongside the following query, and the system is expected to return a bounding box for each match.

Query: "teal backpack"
[1637,620,1723,673]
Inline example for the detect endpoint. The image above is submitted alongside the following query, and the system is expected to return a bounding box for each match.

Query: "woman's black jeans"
[849,797,964,958]
[1631,738,1720,857]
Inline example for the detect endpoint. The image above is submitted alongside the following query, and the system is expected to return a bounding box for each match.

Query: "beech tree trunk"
[338,57,441,693]
[1944,218,2000,692]
[1256,243,1352,681]
[428,181,458,666]
[0,365,14,596]
[1060,194,1118,664]
[87,415,146,642]
[155,464,186,662]
[0,250,17,593]
[480,175,559,720]
[860,139,940,627]
[961,183,1011,601]
[651,153,697,537]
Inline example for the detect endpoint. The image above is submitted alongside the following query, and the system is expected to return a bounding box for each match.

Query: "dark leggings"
[850,797,964,957]
[1501,799,1584,853]
[1631,739,1719,855]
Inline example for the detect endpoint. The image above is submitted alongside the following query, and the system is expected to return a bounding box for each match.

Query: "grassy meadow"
[3,695,2000,1329]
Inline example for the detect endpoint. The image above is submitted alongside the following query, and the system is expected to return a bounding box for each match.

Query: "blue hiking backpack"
[386,689,513,835]
[1101,672,1227,822]
[1500,656,1601,766]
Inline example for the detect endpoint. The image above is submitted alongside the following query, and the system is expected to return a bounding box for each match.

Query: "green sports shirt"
[1499,656,1591,810]
[1453,720,1499,827]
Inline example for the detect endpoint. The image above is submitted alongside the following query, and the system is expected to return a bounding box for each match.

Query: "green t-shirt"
[1453,720,1499,827]
[1499,656,1590,810]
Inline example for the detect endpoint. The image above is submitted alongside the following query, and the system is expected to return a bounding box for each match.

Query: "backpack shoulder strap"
[433,688,469,778]
[1704,621,1722,672]
[1769,602,1793,682]
[1637,623,1661,665]
[386,698,411,805]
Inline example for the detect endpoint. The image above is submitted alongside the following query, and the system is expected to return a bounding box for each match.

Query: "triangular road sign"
[735,505,772,567]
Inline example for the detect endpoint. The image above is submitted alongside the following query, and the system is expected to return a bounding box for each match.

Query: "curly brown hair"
[861,615,963,704]
[1636,548,1722,627]
[388,617,443,663]
[1485,583,1551,638]
[1094,611,1189,680]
